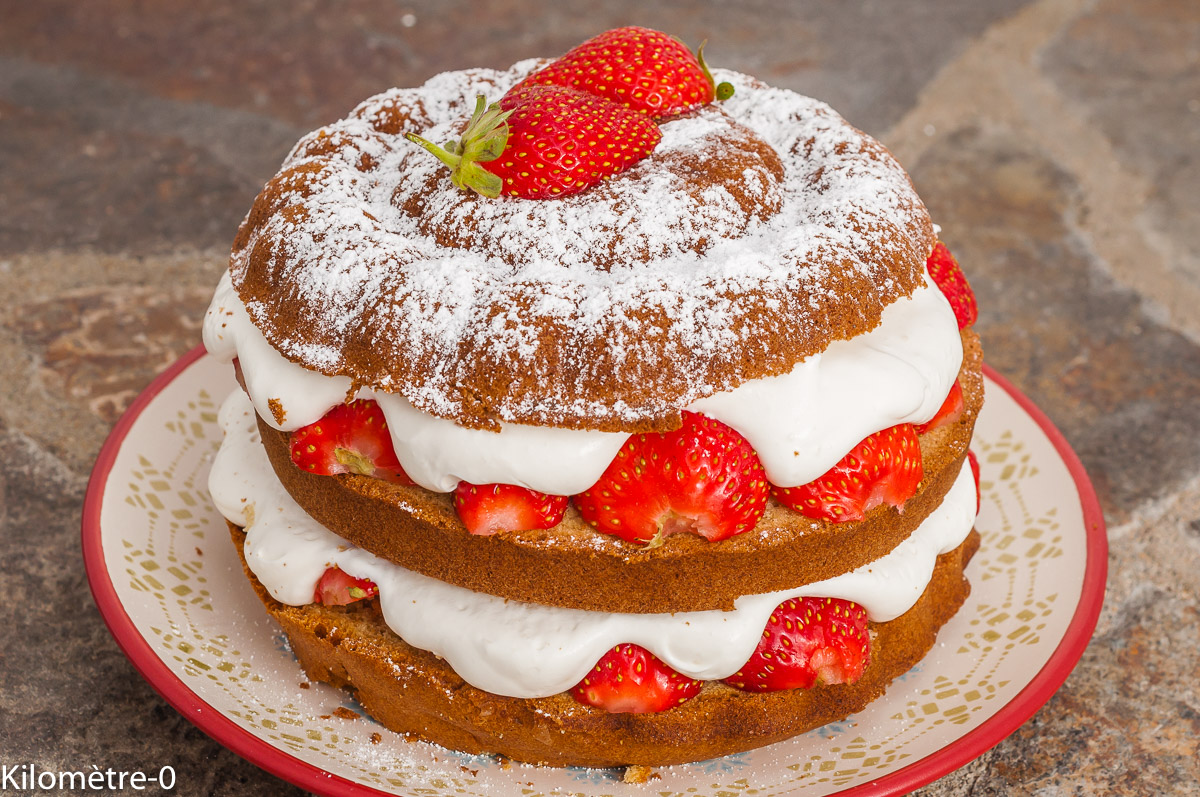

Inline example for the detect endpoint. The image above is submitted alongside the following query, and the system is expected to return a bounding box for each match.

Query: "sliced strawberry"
[574,411,768,546]
[290,399,413,485]
[571,643,702,713]
[508,26,734,119]
[968,449,981,514]
[927,241,978,329]
[453,482,568,536]
[774,423,923,523]
[914,379,964,435]
[313,566,379,606]
[723,597,869,692]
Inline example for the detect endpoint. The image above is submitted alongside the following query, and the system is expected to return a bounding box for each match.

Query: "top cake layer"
[230,62,934,433]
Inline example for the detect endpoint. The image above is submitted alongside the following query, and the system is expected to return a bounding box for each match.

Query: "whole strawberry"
[774,423,923,523]
[724,596,869,692]
[453,482,568,535]
[927,242,978,329]
[574,411,768,546]
[508,26,734,119]
[290,399,413,484]
[406,87,660,199]
[572,643,702,713]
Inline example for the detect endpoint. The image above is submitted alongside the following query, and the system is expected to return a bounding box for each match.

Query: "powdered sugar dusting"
[229,64,932,431]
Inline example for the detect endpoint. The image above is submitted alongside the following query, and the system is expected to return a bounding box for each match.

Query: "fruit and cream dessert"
[202,26,985,767]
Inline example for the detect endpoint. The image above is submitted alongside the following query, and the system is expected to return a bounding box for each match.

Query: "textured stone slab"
[910,125,1200,526]
[4,285,210,423]
[0,1,1037,259]
[0,0,1035,133]
[0,0,1197,794]
[1042,0,1200,305]
[0,427,305,794]
[0,251,222,473]
[0,58,299,256]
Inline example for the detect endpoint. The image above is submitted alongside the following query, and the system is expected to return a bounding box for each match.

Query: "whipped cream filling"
[210,389,978,700]
[203,271,962,493]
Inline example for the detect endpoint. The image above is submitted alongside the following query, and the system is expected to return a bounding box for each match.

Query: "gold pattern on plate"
[102,363,1090,797]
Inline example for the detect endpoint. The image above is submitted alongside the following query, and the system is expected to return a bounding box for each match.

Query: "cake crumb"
[495,755,512,771]
[332,707,360,720]
[299,682,310,689]
[623,765,659,784]
[369,732,382,744]
[268,397,287,425]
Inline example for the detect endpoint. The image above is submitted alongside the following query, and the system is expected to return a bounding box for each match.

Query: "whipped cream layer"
[203,270,961,493]
[211,389,978,700]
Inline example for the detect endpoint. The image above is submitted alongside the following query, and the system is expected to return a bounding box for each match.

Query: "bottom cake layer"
[229,523,979,768]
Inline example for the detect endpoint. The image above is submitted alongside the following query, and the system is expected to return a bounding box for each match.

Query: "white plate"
[84,348,1107,796]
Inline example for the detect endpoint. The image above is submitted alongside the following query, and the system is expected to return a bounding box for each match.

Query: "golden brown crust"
[230,523,978,768]
[398,113,787,272]
[256,330,981,614]
[228,67,936,433]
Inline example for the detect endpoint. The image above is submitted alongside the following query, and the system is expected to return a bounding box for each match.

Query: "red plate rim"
[82,346,1108,797]
[852,364,1108,795]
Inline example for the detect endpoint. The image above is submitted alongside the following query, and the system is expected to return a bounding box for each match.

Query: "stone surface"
[0,56,299,256]
[0,0,1197,794]
[0,427,305,795]
[1042,0,1200,325]
[5,284,211,423]
[909,125,1200,524]
[0,0,1033,132]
